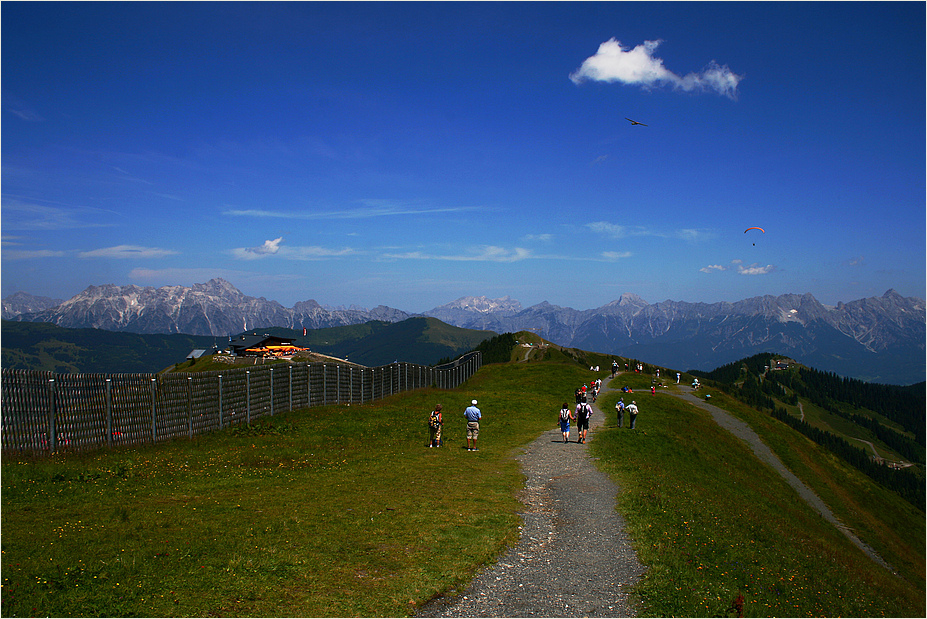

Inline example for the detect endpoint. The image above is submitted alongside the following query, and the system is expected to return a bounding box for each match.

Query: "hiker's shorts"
[466,421,479,440]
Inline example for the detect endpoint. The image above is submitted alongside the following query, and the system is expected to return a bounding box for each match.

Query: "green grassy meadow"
[593,372,924,617]
[2,359,924,617]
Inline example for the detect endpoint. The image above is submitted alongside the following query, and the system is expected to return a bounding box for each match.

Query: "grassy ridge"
[593,372,924,617]
[2,359,923,617]
[1,362,594,617]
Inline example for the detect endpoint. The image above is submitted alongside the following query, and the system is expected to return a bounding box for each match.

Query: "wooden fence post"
[218,374,223,430]
[150,378,157,443]
[47,378,57,452]
[246,370,251,425]
[105,378,113,448]
[270,368,274,416]
[188,376,193,438]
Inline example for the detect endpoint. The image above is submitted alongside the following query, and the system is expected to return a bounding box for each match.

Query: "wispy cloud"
[846,255,865,267]
[3,96,43,122]
[700,260,776,275]
[2,249,68,259]
[231,237,354,261]
[224,201,483,221]
[601,251,633,260]
[570,38,743,99]
[587,221,709,241]
[79,245,179,259]
[523,233,553,242]
[385,246,532,263]
[1,198,118,230]
[737,263,776,275]
[587,221,640,238]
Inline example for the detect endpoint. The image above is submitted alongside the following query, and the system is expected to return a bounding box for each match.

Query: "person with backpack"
[558,402,574,443]
[627,400,639,429]
[428,404,443,448]
[615,398,625,428]
[575,401,592,443]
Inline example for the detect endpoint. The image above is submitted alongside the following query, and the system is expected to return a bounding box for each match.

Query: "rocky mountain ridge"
[5,279,924,384]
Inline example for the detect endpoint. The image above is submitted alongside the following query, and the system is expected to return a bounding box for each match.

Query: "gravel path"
[667,386,895,574]
[417,380,646,617]
[418,376,894,618]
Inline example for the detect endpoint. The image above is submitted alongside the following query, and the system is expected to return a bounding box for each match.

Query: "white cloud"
[281,246,355,260]
[231,238,354,261]
[257,237,284,255]
[700,260,776,275]
[384,246,532,262]
[79,245,178,259]
[587,221,632,238]
[737,263,776,275]
[523,233,553,242]
[224,202,483,221]
[570,38,743,99]
[676,228,710,241]
[588,221,704,240]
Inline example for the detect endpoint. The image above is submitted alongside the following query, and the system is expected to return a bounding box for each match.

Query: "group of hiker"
[559,386,595,443]
[614,397,639,429]
[427,361,653,449]
[427,399,482,450]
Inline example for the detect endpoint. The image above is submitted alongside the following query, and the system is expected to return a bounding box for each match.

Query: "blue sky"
[3,2,924,312]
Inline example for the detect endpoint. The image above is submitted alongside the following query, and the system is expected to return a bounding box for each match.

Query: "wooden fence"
[0,352,481,455]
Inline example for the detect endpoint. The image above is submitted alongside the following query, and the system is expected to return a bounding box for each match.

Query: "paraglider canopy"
[745,227,765,245]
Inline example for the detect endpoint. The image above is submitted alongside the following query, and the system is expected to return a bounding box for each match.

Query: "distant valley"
[4,279,924,384]
[0,317,494,375]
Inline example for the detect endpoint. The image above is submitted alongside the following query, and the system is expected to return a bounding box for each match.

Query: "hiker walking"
[464,399,481,451]
[558,402,574,443]
[575,401,592,443]
[627,400,639,429]
[428,404,443,448]
[615,398,625,428]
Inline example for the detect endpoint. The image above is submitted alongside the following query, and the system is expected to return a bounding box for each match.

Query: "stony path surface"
[417,380,646,617]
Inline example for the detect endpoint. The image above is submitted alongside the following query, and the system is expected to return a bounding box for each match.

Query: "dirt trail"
[418,379,646,617]
[666,386,894,574]
[419,374,894,618]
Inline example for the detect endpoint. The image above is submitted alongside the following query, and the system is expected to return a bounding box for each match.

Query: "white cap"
[471,399,478,405]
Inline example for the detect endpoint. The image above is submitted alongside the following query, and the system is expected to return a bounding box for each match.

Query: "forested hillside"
[692,353,925,507]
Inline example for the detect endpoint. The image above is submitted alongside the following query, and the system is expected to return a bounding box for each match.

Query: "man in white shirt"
[627,401,639,429]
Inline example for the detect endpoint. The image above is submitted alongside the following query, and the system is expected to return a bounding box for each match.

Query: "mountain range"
[5,278,924,384]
